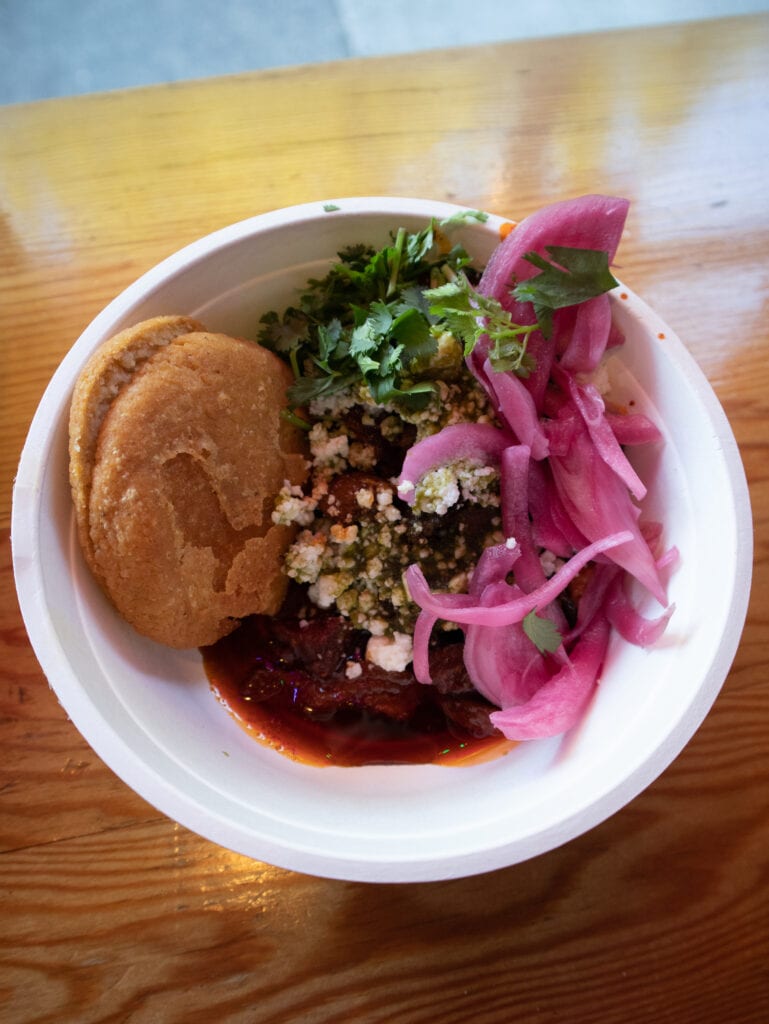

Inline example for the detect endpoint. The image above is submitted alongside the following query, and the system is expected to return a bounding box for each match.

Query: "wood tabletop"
[2,14,768,1022]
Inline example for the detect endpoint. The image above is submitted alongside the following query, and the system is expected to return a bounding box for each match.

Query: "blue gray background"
[1,0,768,105]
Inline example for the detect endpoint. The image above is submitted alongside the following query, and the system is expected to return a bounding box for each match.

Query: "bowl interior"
[12,198,752,882]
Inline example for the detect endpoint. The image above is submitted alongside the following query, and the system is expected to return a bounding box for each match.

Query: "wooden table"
[2,14,768,1022]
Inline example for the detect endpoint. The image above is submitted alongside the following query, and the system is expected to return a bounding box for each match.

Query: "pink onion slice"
[559,294,613,375]
[410,592,478,685]
[469,541,521,597]
[562,563,621,644]
[605,411,662,446]
[463,609,555,708]
[561,372,648,502]
[528,458,590,556]
[546,410,667,605]
[404,530,633,629]
[473,195,629,413]
[396,423,511,504]
[500,445,548,593]
[604,574,676,647]
[489,615,611,740]
[483,358,549,460]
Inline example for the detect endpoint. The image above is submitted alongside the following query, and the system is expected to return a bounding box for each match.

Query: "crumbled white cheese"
[539,549,564,577]
[329,523,358,545]
[309,423,350,466]
[355,487,374,509]
[272,482,317,527]
[366,632,413,672]
[457,463,499,506]
[284,531,326,583]
[345,661,363,679]
[349,442,377,469]
[308,388,358,419]
[412,460,499,516]
[380,415,404,440]
[413,466,461,515]
[365,556,383,580]
[308,572,353,608]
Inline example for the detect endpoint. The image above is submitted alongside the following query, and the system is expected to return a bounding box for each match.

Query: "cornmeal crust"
[69,321,307,648]
[69,314,205,573]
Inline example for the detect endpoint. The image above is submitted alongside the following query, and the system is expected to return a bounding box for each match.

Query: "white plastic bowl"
[12,197,753,882]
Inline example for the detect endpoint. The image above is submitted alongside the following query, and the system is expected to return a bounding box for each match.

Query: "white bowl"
[12,197,753,882]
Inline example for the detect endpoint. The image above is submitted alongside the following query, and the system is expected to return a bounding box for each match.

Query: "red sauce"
[201,613,514,767]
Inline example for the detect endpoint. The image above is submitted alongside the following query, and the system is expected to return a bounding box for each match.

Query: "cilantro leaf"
[315,319,344,367]
[425,273,537,374]
[513,245,619,338]
[349,305,391,358]
[439,209,488,229]
[368,376,435,408]
[257,308,307,353]
[287,371,359,406]
[522,609,563,654]
[390,306,434,355]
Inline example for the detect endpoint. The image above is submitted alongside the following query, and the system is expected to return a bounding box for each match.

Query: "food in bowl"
[67,316,307,647]
[68,194,677,765]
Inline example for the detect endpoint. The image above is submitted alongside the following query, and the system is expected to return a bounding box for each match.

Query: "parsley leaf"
[522,609,563,654]
[513,245,619,338]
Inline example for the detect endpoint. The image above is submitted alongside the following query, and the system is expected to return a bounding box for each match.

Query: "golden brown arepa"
[69,314,205,572]
[69,322,307,648]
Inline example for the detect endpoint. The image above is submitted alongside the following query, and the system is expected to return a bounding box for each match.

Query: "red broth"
[202,613,513,767]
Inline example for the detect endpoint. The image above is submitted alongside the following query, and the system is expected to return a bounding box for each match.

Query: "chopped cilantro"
[258,218,617,415]
[258,212,485,411]
[425,274,537,376]
[522,609,563,654]
[323,202,341,212]
[513,245,619,338]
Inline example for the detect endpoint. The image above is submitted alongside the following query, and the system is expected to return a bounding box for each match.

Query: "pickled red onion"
[399,194,673,742]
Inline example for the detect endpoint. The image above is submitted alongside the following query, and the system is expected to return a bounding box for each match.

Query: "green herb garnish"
[258,219,618,414]
[513,245,620,338]
[258,212,487,411]
[425,274,537,376]
[522,609,563,654]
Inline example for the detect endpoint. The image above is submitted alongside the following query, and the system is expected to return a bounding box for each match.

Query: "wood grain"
[1,14,768,1023]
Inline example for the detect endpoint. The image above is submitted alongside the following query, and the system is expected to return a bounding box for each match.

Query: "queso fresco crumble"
[271,377,504,671]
